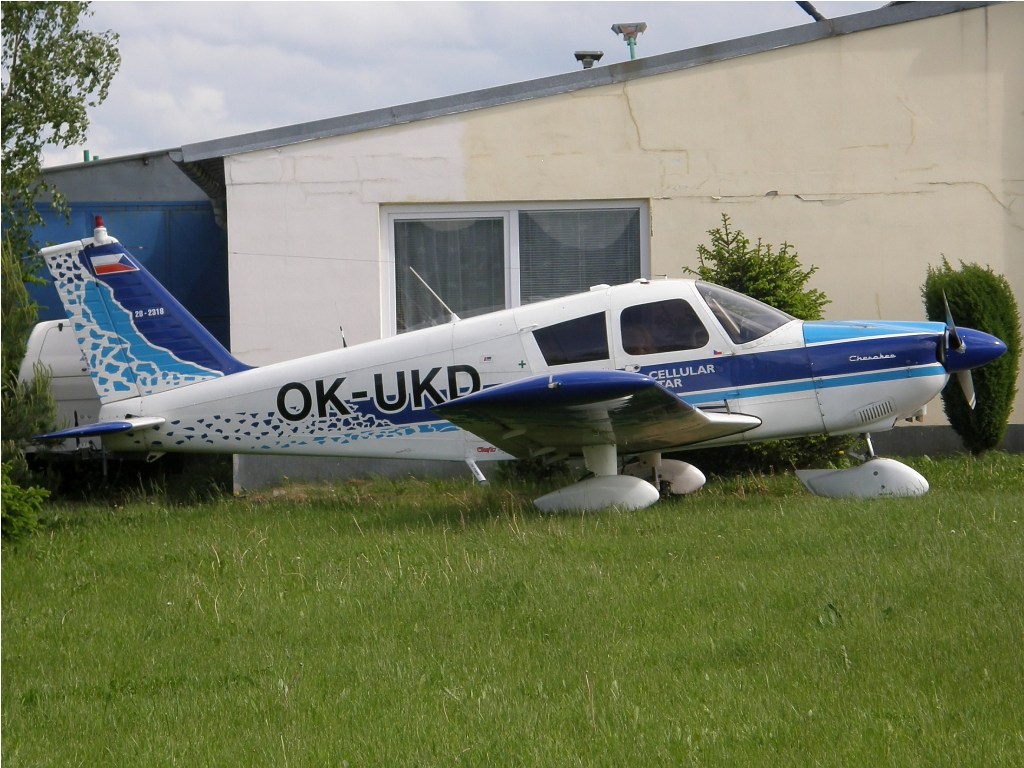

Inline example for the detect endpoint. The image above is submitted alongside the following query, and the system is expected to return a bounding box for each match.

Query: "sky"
[42,0,888,167]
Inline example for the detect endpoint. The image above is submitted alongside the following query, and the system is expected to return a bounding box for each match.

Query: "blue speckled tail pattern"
[44,236,249,404]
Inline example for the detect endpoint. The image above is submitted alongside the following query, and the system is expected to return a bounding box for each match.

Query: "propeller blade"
[956,370,977,410]
[942,291,964,352]
[940,292,978,408]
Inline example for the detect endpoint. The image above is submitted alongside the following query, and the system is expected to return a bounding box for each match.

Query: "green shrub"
[681,214,853,475]
[921,258,1021,454]
[495,455,576,486]
[1,460,49,540]
[685,213,829,320]
[2,233,57,486]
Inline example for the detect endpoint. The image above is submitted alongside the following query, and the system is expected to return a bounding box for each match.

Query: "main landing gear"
[532,447,707,513]
[622,452,707,498]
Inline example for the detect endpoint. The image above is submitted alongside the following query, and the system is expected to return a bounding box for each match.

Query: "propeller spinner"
[938,292,1007,409]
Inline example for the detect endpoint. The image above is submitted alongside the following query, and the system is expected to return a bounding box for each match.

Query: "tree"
[2,2,119,534]
[922,258,1020,453]
[2,1,120,253]
[1,233,55,445]
[2,232,56,537]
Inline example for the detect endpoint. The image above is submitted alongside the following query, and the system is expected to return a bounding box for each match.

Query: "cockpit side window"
[534,312,609,365]
[620,299,709,355]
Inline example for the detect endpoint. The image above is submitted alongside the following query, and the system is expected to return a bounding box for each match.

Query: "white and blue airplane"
[36,217,1006,511]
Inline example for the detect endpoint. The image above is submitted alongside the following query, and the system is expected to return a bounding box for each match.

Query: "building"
[33,152,230,346]
[39,1,1023,488]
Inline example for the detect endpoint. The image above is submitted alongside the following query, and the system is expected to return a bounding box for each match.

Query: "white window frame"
[381,201,650,336]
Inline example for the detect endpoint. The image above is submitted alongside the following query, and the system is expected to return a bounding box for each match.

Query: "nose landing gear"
[796,433,929,498]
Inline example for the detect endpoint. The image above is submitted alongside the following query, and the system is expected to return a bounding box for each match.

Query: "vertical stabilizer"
[42,217,250,404]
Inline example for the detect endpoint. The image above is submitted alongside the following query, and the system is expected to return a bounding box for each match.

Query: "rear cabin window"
[533,312,609,365]
[620,299,709,355]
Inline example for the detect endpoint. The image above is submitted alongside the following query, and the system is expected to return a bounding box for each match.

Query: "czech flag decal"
[91,252,139,276]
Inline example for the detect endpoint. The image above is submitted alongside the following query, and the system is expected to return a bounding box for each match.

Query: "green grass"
[3,454,1023,766]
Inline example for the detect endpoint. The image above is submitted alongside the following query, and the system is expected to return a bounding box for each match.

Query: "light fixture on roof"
[611,22,647,60]
[574,51,604,69]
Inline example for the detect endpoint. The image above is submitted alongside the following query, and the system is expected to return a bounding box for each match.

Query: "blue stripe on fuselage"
[803,332,941,379]
[674,364,945,407]
[637,323,943,405]
[803,320,945,345]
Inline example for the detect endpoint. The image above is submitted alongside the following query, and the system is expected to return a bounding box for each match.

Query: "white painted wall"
[225,3,1022,424]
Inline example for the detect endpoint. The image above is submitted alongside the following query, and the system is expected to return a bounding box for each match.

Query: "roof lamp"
[611,22,647,60]
[574,50,604,69]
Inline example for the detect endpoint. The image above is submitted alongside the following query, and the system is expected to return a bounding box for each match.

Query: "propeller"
[941,291,976,409]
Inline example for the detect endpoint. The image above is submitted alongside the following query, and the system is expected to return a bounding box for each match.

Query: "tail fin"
[42,216,250,404]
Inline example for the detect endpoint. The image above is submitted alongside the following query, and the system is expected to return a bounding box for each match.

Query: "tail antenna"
[93,215,111,244]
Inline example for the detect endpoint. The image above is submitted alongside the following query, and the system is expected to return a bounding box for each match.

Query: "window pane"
[519,209,641,304]
[620,299,709,355]
[533,312,609,366]
[394,218,505,332]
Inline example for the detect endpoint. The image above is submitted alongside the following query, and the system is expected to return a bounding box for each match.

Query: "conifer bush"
[921,258,1020,453]
[1,461,48,540]
[686,213,830,320]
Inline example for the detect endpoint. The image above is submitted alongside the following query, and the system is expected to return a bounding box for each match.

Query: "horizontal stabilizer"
[35,416,166,442]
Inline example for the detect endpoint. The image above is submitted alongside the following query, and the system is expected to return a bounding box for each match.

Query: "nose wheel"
[795,432,929,498]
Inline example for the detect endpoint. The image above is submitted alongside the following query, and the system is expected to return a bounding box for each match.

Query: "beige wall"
[226,3,1022,423]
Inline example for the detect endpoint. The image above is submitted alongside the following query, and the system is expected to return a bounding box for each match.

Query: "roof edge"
[179,1,994,163]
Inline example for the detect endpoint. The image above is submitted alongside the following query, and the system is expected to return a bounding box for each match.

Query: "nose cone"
[943,328,1008,373]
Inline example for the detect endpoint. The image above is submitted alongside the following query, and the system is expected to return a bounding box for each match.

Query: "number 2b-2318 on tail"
[36,218,1007,511]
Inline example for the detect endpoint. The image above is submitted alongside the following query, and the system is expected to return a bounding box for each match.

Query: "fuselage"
[98,279,964,462]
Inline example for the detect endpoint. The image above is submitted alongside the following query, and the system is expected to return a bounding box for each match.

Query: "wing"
[433,370,760,458]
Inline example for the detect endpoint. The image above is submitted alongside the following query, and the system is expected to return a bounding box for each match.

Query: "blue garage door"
[28,202,231,347]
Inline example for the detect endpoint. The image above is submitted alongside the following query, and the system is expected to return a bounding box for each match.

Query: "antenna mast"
[410,267,460,322]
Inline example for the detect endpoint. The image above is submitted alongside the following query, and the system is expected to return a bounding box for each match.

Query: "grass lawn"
[3,453,1023,766]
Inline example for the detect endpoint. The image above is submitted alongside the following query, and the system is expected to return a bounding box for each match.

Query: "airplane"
[35,217,1007,511]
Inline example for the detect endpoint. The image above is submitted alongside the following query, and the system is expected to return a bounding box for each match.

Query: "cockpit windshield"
[695,282,795,344]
